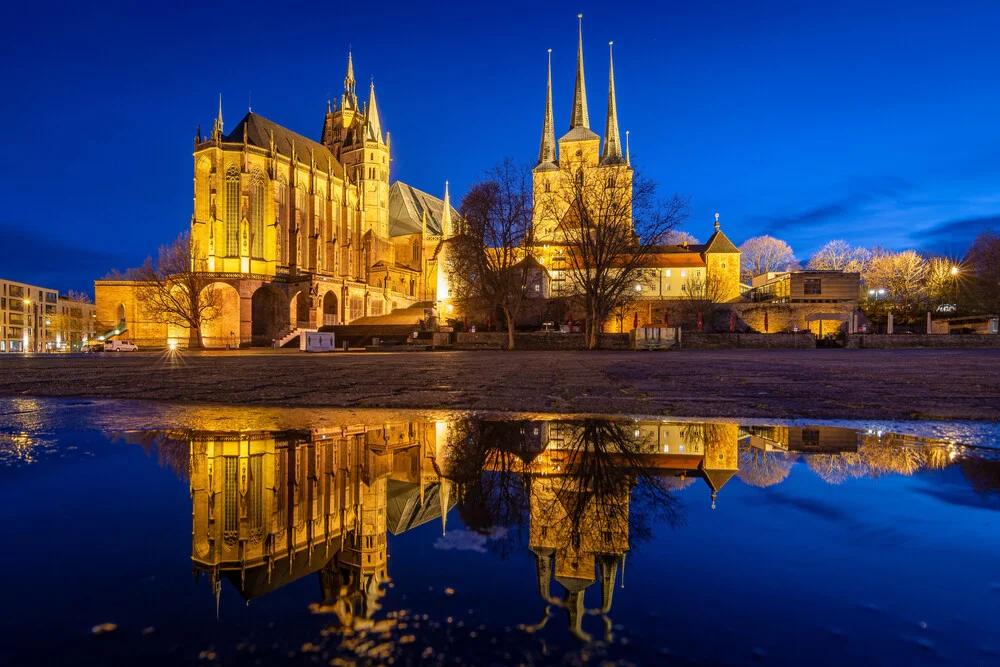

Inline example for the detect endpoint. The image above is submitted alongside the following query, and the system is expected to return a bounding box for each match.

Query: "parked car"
[104,340,139,352]
[83,343,104,354]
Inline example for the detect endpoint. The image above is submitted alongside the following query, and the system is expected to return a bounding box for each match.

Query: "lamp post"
[22,298,32,353]
[951,265,959,311]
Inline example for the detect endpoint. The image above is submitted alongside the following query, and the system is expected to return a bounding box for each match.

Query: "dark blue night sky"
[2,0,999,293]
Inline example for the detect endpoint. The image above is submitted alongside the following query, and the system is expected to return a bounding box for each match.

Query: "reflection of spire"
[214,577,222,619]
[530,547,555,601]
[439,479,450,535]
[597,554,618,613]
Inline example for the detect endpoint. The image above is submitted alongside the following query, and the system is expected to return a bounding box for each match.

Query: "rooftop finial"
[715,212,720,232]
[625,130,631,166]
[214,93,224,136]
[570,14,590,130]
[602,40,622,163]
[538,49,557,165]
[442,181,452,237]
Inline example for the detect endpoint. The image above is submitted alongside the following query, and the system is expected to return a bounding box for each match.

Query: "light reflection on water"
[2,398,999,666]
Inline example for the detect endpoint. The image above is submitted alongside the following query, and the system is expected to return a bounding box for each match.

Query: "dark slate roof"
[388,182,459,238]
[223,112,344,177]
[702,229,740,254]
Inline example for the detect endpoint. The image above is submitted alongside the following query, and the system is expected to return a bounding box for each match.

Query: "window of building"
[664,269,671,277]
[250,170,265,259]
[804,278,822,295]
[681,270,687,277]
[225,165,241,257]
[412,241,420,263]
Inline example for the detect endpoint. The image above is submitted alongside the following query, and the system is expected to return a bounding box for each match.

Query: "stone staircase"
[273,327,316,349]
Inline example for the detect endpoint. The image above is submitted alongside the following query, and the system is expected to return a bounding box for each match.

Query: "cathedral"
[530,17,742,327]
[94,18,742,347]
[96,52,456,348]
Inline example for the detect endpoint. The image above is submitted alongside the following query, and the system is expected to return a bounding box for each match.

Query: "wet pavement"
[2,398,999,666]
[2,348,1000,420]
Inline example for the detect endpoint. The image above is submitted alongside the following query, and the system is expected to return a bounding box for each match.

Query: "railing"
[323,315,339,326]
[296,320,312,330]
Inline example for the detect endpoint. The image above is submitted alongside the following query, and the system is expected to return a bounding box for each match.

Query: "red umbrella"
[697,312,703,332]
[764,311,769,333]
[730,311,735,332]
[633,312,639,330]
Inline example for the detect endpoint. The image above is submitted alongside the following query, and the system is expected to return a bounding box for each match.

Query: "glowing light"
[950,266,959,276]
[168,341,178,351]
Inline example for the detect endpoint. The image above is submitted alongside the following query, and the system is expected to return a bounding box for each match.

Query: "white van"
[104,340,139,352]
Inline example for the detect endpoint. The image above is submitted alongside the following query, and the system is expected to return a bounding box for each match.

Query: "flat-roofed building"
[747,270,861,303]
[0,279,60,353]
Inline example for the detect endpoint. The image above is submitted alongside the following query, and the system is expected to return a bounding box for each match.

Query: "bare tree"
[450,159,535,349]
[539,168,688,349]
[131,231,222,348]
[739,235,798,282]
[658,230,700,245]
[966,228,1000,313]
[862,249,928,319]
[807,239,870,272]
[679,272,730,330]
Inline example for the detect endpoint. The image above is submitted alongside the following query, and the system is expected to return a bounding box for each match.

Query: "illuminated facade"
[95,52,457,348]
[529,19,742,325]
[1,279,95,352]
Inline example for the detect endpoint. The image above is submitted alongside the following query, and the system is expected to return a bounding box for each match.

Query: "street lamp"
[22,298,32,353]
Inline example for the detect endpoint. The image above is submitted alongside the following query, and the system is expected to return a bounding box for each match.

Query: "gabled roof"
[223,112,344,177]
[701,229,740,254]
[388,182,460,238]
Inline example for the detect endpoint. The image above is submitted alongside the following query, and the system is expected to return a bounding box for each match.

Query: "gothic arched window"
[250,169,265,259]
[225,165,240,257]
[412,241,420,263]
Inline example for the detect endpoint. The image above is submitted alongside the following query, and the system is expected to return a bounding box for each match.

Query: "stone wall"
[728,302,861,336]
[845,334,1000,349]
[681,332,817,349]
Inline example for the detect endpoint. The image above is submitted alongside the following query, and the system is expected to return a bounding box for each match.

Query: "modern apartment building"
[1,279,95,352]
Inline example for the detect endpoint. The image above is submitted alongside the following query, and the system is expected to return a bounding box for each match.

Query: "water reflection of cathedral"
[188,421,454,619]
[162,416,991,640]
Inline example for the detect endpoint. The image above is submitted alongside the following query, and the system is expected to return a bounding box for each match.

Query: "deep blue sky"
[2,0,999,293]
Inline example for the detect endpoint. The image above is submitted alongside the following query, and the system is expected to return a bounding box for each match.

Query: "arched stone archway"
[322,291,339,326]
[251,285,289,346]
[289,290,311,329]
[199,282,241,348]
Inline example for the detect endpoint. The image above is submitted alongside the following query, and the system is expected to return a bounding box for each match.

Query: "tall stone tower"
[532,16,633,245]
[323,53,391,243]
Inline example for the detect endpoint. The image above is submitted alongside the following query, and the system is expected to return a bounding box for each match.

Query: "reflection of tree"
[110,429,193,480]
[805,452,867,484]
[960,458,1000,496]
[737,444,793,487]
[805,439,956,483]
[447,420,534,557]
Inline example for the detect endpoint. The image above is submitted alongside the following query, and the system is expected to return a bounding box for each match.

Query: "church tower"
[325,53,391,244]
[532,16,635,260]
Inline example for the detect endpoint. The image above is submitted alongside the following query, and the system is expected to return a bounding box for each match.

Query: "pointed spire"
[366,80,382,143]
[441,181,452,237]
[570,14,590,130]
[343,51,358,110]
[213,93,224,138]
[602,42,623,163]
[538,49,556,165]
[625,130,631,166]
